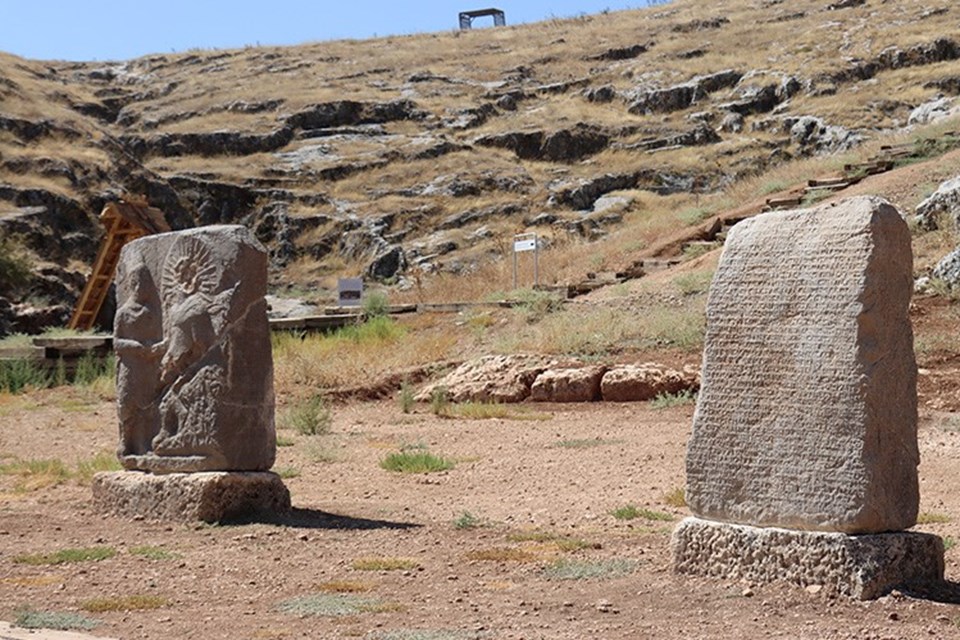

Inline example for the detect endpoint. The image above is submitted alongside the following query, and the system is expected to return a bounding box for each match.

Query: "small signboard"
[513,237,537,252]
[337,277,363,307]
[512,233,539,288]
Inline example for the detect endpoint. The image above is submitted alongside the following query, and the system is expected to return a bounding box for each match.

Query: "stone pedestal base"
[672,517,944,600]
[92,471,291,523]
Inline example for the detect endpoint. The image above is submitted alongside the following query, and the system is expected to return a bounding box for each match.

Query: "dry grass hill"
[0,0,958,350]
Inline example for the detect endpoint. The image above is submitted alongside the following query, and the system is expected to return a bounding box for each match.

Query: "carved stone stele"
[686,196,918,534]
[114,225,276,473]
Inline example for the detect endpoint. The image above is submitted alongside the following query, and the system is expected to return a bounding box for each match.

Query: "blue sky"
[0,1,663,62]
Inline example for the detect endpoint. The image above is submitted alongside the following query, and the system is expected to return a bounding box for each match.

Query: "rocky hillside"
[1,0,959,332]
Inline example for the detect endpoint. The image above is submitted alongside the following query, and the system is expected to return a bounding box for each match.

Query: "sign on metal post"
[337,277,363,307]
[512,232,539,289]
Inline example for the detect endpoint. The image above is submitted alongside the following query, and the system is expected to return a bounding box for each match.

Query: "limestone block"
[686,196,918,533]
[672,517,943,600]
[114,225,275,473]
[530,366,606,402]
[92,471,290,523]
[415,354,554,403]
[600,363,698,402]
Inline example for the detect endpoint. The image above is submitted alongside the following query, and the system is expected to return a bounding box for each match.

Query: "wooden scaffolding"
[68,199,170,331]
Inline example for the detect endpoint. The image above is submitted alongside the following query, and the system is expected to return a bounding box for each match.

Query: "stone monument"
[93,225,290,522]
[672,196,944,599]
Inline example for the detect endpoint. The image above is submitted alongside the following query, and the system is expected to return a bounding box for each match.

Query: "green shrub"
[362,290,390,318]
[0,358,50,393]
[429,386,450,416]
[283,394,332,435]
[380,451,455,473]
[0,235,34,296]
[650,389,697,409]
[454,511,482,529]
[399,380,415,413]
[15,546,117,565]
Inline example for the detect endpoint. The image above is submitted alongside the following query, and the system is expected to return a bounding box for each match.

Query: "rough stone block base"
[672,517,944,600]
[92,471,291,523]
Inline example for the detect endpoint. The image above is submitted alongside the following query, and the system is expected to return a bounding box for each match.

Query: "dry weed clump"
[272,317,461,392]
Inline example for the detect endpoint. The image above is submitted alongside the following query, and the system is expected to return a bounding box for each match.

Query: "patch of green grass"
[944,537,956,552]
[674,271,714,296]
[351,557,419,571]
[682,243,714,260]
[454,511,482,529]
[398,381,415,413]
[130,545,180,561]
[380,451,455,474]
[276,593,386,617]
[465,547,536,563]
[14,546,117,566]
[663,487,687,508]
[676,207,711,225]
[14,609,99,632]
[339,315,406,343]
[650,389,697,409]
[429,386,450,416]
[0,458,71,492]
[611,505,675,522]
[0,358,50,394]
[542,558,637,580]
[275,466,301,479]
[512,288,565,323]
[551,437,621,449]
[282,394,332,436]
[759,179,791,195]
[276,435,295,447]
[75,451,122,485]
[362,291,390,318]
[81,594,169,613]
[506,531,599,551]
[441,401,551,421]
[917,511,951,525]
[73,353,115,387]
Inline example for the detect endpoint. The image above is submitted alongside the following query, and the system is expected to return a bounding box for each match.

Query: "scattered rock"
[932,246,960,288]
[475,124,609,162]
[600,363,699,402]
[549,172,646,210]
[589,43,650,61]
[914,175,960,231]
[285,99,426,130]
[415,355,555,403]
[583,85,617,103]
[786,116,861,153]
[671,16,729,32]
[719,112,744,133]
[908,96,960,126]
[530,366,607,402]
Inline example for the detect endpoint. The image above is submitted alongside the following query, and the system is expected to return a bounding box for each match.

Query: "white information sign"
[514,238,537,252]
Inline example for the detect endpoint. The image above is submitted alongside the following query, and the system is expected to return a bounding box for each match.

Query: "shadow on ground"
[903,580,960,605]
[223,507,422,530]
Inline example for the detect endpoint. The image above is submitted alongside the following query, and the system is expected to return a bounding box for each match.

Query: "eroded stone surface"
[415,354,555,403]
[686,196,918,534]
[530,366,607,402]
[672,517,943,600]
[600,363,699,402]
[114,225,276,473]
[92,471,290,523]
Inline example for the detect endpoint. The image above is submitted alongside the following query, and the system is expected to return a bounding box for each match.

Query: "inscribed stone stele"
[685,196,918,534]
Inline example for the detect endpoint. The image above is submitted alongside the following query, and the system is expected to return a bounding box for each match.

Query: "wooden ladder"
[68,204,149,331]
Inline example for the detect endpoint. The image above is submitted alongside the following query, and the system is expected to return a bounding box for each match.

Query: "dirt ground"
[2,388,960,640]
